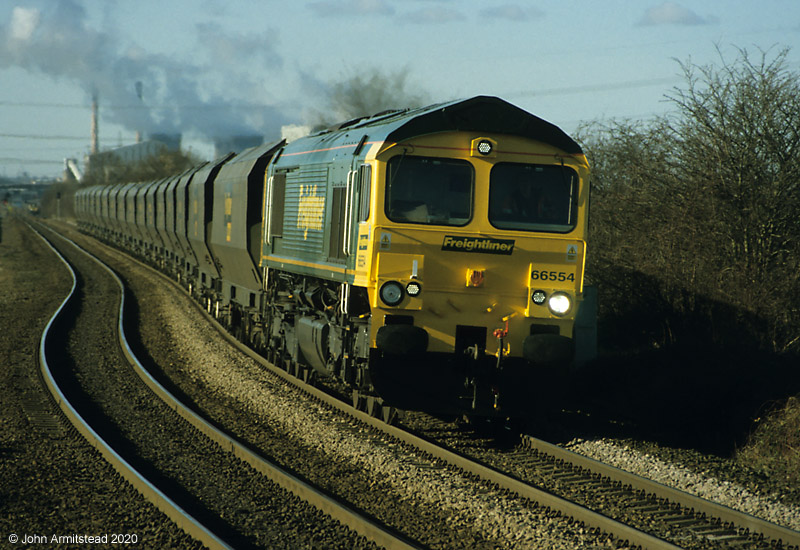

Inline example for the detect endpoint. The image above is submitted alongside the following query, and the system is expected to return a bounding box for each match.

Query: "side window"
[357,164,371,222]
[269,172,286,238]
[329,185,346,261]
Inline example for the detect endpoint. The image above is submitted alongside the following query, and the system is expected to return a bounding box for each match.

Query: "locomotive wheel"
[381,406,398,425]
[352,390,366,411]
[365,396,381,418]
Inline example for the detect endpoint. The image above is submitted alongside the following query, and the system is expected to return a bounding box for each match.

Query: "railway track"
[158,257,799,550]
[518,435,800,549]
[31,221,417,550]
[47,219,800,550]
[55,220,616,549]
[246,348,800,550]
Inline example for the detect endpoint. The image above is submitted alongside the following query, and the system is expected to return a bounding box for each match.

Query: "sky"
[1,0,799,179]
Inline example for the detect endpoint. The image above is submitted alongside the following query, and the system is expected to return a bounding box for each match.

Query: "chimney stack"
[90,93,99,155]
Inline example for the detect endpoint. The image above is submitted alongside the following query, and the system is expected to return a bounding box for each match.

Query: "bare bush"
[580,47,800,355]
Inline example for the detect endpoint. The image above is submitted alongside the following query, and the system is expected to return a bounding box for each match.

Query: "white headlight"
[547,292,572,316]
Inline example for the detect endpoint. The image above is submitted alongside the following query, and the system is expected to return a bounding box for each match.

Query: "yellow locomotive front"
[355,128,591,414]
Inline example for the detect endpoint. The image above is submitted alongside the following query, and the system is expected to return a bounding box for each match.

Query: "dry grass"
[737,396,800,484]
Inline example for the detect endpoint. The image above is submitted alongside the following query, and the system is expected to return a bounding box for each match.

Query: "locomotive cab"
[359,130,590,414]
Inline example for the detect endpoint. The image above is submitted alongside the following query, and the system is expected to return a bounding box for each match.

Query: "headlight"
[531,290,547,305]
[547,292,572,316]
[380,281,404,306]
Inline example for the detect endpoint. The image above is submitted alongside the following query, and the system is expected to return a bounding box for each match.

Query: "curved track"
[175,251,799,550]
[32,222,230,550]
[46,219,800,550]
[126,226,679,550]
[32,221,420,550]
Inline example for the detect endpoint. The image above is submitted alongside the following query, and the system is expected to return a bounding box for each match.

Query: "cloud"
[399,7,466,24]
[9,6,40,41]
[305,0,465,24]
[306,0,395,17]
[479,4,544,22]
[638,2,718,26]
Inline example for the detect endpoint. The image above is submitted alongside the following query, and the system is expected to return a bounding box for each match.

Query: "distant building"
[149,133,182,152]
[61,158,83,183]
[85,134,182,176]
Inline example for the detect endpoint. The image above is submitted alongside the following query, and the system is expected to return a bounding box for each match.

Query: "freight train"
[74,96,596,419]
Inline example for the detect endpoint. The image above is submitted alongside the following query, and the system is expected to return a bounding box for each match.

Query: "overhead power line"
[0,157,65,164]
[0,100,271,110]
[509,76,681,98]
[0,132,137,143]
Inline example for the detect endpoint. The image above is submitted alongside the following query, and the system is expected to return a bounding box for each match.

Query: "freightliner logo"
[441,235,515,255]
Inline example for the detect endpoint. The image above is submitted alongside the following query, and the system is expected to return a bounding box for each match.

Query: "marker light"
[471,137,497,158]
[406,281,422,297]
[477,139,493,155]
[531,290,547,305]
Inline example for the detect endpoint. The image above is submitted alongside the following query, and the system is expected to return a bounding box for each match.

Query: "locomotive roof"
[325,95,583,155]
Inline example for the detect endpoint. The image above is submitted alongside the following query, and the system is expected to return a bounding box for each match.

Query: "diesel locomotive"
[75,96,595,417]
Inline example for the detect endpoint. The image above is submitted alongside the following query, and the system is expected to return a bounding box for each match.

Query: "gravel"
[82,215,800,547]
[44,219,379,550]
[6,212,798,550]
[565,437,800,531]
[78,223,619,549]
[0,214,202,549]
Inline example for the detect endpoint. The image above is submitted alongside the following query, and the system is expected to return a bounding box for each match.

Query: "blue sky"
[1,0,799,178]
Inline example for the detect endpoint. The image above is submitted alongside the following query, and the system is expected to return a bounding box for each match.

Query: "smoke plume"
[308,67,430,129]
[1,0,287,143]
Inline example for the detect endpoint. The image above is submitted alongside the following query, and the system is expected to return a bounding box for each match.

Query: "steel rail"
[30,222,235,550]
[47,223,424,550]
[115,281,423,550]
[522,435,800,548]
[180,281,684,550]
[67,223,683,549]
